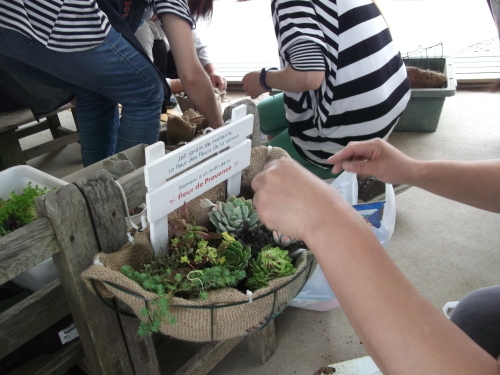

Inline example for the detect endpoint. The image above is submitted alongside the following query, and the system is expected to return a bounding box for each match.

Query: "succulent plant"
[169,202,221,248]
[221,240,251,271]
[234,220,271,258]
[272,231,297,248]
[246,246,296,290]
[202,195,261,236]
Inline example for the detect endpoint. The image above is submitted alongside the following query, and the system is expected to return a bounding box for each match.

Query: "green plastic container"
[395,56,456,132]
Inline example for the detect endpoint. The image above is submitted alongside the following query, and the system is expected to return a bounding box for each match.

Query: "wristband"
[260,67,277,90]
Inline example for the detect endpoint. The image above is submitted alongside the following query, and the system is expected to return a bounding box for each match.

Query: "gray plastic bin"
[395,56,456,132]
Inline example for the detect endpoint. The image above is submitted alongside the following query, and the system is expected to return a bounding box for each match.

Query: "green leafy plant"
[202,195,261,236]
[246,246,296,290]
[0,182,51,237]
[120,263,245,335]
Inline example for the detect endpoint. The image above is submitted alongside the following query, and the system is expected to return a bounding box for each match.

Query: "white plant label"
[144,115,253,188]
[147,140,251,222]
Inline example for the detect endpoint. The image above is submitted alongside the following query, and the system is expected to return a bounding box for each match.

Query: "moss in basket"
[246,245,296,290]
[0,182,51,237]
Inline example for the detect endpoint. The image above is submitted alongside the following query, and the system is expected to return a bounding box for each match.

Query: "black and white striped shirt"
[272,0,411,168]
[0,0,193,53]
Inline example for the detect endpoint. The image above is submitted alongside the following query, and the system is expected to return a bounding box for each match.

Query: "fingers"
[328,139,384,174]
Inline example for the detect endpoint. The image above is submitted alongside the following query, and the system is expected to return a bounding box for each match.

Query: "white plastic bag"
[289,172,396,311]
[332,171,396,248]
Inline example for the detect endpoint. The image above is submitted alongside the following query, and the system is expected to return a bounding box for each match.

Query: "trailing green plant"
[246,246,296,290]
[120,263,245,335]
[217,232,251,270]
[0,182,51,237]
[202,195,261,236]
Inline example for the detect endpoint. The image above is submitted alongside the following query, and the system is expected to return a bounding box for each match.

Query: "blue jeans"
[0,27,163,166]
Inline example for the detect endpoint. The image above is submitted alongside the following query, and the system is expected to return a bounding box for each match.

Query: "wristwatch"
[260,67,278,90]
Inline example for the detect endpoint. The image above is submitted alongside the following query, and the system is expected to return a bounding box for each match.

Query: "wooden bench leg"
[71,107,80,132]
[0,129,26,170]
[47,112,79,138]
[173,337,245,375]
[247,319,276,364]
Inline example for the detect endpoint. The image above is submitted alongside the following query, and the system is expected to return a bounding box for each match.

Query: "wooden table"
[0,103,79,170]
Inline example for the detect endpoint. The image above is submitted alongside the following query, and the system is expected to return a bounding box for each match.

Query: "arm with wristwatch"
[242,64,325,99]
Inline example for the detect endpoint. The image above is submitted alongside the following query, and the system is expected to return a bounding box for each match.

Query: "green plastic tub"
[395,56,456,132]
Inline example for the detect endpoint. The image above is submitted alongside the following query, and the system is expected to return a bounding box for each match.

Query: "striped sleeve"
[152,0,195,28]
[288,41,325,71]
[50,1,111,51]
[272,0,328,56]
[0,0,111,52]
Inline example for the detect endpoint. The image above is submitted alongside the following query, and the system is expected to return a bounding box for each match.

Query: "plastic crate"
[395,56,456,132]
[0,165,68,291]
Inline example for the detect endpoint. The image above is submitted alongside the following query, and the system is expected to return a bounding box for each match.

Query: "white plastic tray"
[1,165,68,292]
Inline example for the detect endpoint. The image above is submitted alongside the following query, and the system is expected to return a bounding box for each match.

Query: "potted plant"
[0,165,68,292]
[82,195,315,342]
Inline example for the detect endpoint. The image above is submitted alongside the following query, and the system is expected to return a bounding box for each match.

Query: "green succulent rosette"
[203,195,261,236]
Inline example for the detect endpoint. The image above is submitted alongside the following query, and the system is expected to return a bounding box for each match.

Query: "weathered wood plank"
[0,129,25,169]
[8,339,84,375]
[75,170,161,374]
[172,337,245,375]
[117,167,147,211]
[23,132,80,161]
[247,320,276,364]
[37,183,134,375]
[15,120,50,139]
[74,170,128,252]
[0,217,59,285]
[0,279,69,359]
[0,103,74,132]
[116,301,161,375]
[46,113,63,139]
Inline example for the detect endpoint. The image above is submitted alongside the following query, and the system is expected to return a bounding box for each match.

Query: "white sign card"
[146,140,251,222]
[143,105,254,256]
[144,114,253,188]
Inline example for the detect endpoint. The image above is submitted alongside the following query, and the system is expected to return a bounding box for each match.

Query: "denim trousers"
[0,27,163,166]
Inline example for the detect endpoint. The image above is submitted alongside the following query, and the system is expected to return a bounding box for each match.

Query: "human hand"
[210,73,227,91]
[327,138,419,185]
[242,71,267,99]
[252,158,346,242]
